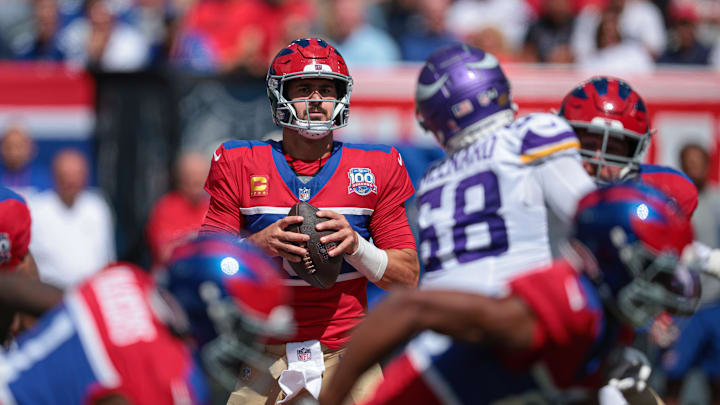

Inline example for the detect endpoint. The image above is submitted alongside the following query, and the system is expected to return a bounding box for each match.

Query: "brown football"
[286,202,343,289]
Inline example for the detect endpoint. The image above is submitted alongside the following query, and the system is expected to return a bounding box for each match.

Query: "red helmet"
[266,38,353,139]
[559,76,651,181]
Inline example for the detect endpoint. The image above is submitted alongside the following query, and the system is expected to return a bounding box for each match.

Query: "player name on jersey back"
[417,114,580,292]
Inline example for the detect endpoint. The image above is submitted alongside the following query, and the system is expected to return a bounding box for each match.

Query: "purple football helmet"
[415,44,514,152]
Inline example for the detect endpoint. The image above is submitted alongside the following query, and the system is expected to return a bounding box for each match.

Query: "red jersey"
[363,260,633,405]
[146,191,209,267]
[0,186,31,270]
[202,140,415,348]
[0,264,207,404]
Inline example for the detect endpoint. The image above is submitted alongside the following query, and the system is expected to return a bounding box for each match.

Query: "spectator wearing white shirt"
[58,0,150,71]
[577,8,654,74]
[29,149,115,289]
[572,0,666,61]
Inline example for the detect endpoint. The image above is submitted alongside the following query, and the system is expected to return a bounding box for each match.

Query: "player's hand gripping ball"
[286,202,343,289]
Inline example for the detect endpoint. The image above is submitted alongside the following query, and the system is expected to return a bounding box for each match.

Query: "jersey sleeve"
[514,114,581,165]
[510,263,600,352]
[201,144,243,235]
[369,147,416,250]
[533,155,596,223]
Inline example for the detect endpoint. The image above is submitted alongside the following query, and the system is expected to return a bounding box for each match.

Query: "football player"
[412,43,595,292]
[0,185,41,343]
[319,182,701,405]
[201,38,419,404]
[0,235,294,405]
[556,77,720,281]
[558,76,697,214]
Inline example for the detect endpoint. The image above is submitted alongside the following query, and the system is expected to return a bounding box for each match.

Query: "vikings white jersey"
[418,113,595,292]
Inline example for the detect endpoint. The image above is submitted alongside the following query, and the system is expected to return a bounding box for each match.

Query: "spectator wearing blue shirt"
[324,0,400,67]
[0,124,51,197]
[398,0,459,62]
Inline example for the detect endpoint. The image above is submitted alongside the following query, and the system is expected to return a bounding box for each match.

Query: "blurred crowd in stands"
[0,0,718,74]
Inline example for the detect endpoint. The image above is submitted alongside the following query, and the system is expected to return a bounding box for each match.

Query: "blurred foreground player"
[413,43,595,291]
[319,183,700,405]
[0,185,40,343]
[0,235,294,405]
[202,38,418,404]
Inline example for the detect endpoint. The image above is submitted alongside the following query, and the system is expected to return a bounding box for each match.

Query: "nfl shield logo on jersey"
[298,187,311,202]
[347,168,378,196]
[0,233,10,264]
[297,347,311,361]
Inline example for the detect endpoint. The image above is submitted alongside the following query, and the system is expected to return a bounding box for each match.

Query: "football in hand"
[286,202,343,289]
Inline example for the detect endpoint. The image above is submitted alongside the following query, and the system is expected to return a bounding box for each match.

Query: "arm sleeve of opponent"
[533,154,596,224]
[369,147,416,250]
[201,144,244,235]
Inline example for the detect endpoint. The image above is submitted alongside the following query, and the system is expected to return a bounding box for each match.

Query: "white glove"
[606,347,652,393]
[598,384,629,405]
[692,241,720,279]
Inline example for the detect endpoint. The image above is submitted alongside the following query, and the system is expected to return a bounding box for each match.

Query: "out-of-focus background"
[1,0,720,402]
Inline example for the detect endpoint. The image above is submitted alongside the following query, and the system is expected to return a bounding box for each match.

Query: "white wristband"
[345,232,388,283]
[708,249,720,279]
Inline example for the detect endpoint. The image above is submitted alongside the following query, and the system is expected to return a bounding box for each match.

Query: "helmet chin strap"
[297,127,330,139]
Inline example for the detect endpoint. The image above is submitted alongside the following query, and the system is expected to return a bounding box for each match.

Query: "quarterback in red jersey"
[201,37,419,404]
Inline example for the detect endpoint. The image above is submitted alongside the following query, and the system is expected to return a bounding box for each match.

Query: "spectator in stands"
[0,124,51,196]
[28,149,115,289]
[59,0,151,71]
[398,0,459,61]
[131,0,180,66]
[323,0,400,67]
[662,300,720,405]
[146,151,210,269]
[521,0,575,63]
[172,0,314,75]
[658,1,712,65]
[572,0,666,61]
[465,26,517,62]
[14,0,65,61]
[680,143,720,248]
[576,8,654,73]
[446,0,533,53]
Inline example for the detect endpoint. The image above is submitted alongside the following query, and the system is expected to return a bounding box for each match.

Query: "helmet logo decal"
[465,52,499,70]
[590,117,624,130]
[303,63,332,73]
[416,73,449,101]
[477,88,498,107]
[451,99,474,118]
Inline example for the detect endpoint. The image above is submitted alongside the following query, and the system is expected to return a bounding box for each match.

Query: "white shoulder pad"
[508,113,580,164]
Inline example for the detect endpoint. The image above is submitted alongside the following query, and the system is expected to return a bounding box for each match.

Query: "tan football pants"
[226,343,383,405]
